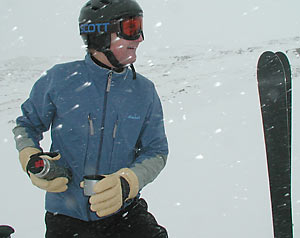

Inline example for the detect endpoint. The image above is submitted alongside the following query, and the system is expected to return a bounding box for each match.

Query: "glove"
[19,147,68,193]
[88,168,139,217]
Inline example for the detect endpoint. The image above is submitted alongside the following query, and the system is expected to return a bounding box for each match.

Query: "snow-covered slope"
[1,37,300,237]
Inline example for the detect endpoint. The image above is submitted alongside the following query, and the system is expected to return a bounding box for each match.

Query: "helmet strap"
[130,64,137,80]
[103,49,125,69]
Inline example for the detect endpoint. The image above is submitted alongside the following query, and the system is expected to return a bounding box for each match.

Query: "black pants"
[45,198,168,238]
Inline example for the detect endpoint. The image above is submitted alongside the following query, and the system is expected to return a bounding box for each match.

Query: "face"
[110,33,144,66]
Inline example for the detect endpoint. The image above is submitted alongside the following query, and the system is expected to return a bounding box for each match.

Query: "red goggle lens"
[121,17,143,37]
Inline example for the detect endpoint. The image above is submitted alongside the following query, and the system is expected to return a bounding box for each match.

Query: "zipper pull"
[106,71,113,92]
[88,114,95,136]
[113,120,118,139]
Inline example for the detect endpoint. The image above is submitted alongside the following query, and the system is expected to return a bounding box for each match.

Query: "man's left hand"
[88,168,139,217]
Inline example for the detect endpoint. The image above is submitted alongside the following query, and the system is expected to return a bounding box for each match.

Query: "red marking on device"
[35,160,44,168]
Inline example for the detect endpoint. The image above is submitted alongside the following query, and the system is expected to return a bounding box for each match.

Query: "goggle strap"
[80,17,142,35]
[105,23,120,34]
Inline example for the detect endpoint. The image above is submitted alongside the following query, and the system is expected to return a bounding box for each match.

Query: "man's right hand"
[19,147,68,193]
[29,173,68,193]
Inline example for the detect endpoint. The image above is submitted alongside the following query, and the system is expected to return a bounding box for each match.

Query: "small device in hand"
[83,175,105,196]
[26,152,72,182]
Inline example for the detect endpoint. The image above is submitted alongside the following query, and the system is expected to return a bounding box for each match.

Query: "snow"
[1,0,300,236]
[1,37,300,237]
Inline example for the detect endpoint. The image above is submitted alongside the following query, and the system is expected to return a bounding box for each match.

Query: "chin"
[121,56,137,65]
[129,58,137,64]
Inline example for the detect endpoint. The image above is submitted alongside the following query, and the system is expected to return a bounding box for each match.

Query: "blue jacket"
[13,54,168,221]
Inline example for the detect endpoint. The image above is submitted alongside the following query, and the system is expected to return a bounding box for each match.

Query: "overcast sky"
[0,0,300,60]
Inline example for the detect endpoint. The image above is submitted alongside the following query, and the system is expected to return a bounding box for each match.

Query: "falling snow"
[214,82,222,87]
[155,22,162,28]
[75,82,92,92]
[214,128,222,134]
[1,17,300,238]
[195,154,204,160]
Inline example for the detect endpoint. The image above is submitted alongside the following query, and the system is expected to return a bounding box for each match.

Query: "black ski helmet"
[79,0,143,68]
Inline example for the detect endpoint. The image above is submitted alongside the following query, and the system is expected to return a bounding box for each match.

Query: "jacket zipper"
[95,71,113,174]
[85,70,112,220]
[85,113,94,221]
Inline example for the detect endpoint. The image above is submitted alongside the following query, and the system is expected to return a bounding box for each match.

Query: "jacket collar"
[85,53,128,75]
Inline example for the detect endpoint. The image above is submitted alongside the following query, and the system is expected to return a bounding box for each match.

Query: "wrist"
[120,177,130,201]
[117,168,139,200]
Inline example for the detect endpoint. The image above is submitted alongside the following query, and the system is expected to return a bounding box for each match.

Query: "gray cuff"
[12,126,36,152]
[130,154,167,190]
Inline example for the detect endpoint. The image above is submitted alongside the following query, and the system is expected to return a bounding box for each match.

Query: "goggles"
[80,16,144,41]
[118,16,143,40]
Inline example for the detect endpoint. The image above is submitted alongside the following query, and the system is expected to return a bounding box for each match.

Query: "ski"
[275,51,292,153]
[257,51,293,238]
[0,225,14,238]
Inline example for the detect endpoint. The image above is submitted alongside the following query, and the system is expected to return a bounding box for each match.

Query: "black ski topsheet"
[0,225,15,237]
[275,51,292,156]
[257,51,292,238]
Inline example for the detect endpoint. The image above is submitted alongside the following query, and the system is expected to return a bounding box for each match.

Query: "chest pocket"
[109,113,144,171]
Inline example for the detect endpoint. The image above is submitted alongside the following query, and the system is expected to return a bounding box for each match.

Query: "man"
[12,0,169,237]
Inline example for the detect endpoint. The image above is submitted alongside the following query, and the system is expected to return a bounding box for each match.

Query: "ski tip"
[257,51,278,72]
[275,51,292,81]
[0,225,15,237]
[258,51,275,61]
[275,51,290,62]
[275,51,291,66]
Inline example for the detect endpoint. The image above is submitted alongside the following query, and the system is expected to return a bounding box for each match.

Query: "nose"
[135,34,144,43]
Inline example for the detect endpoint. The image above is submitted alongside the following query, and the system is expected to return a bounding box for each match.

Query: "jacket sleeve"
[12,72,56,152]
[130,84,169,190]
